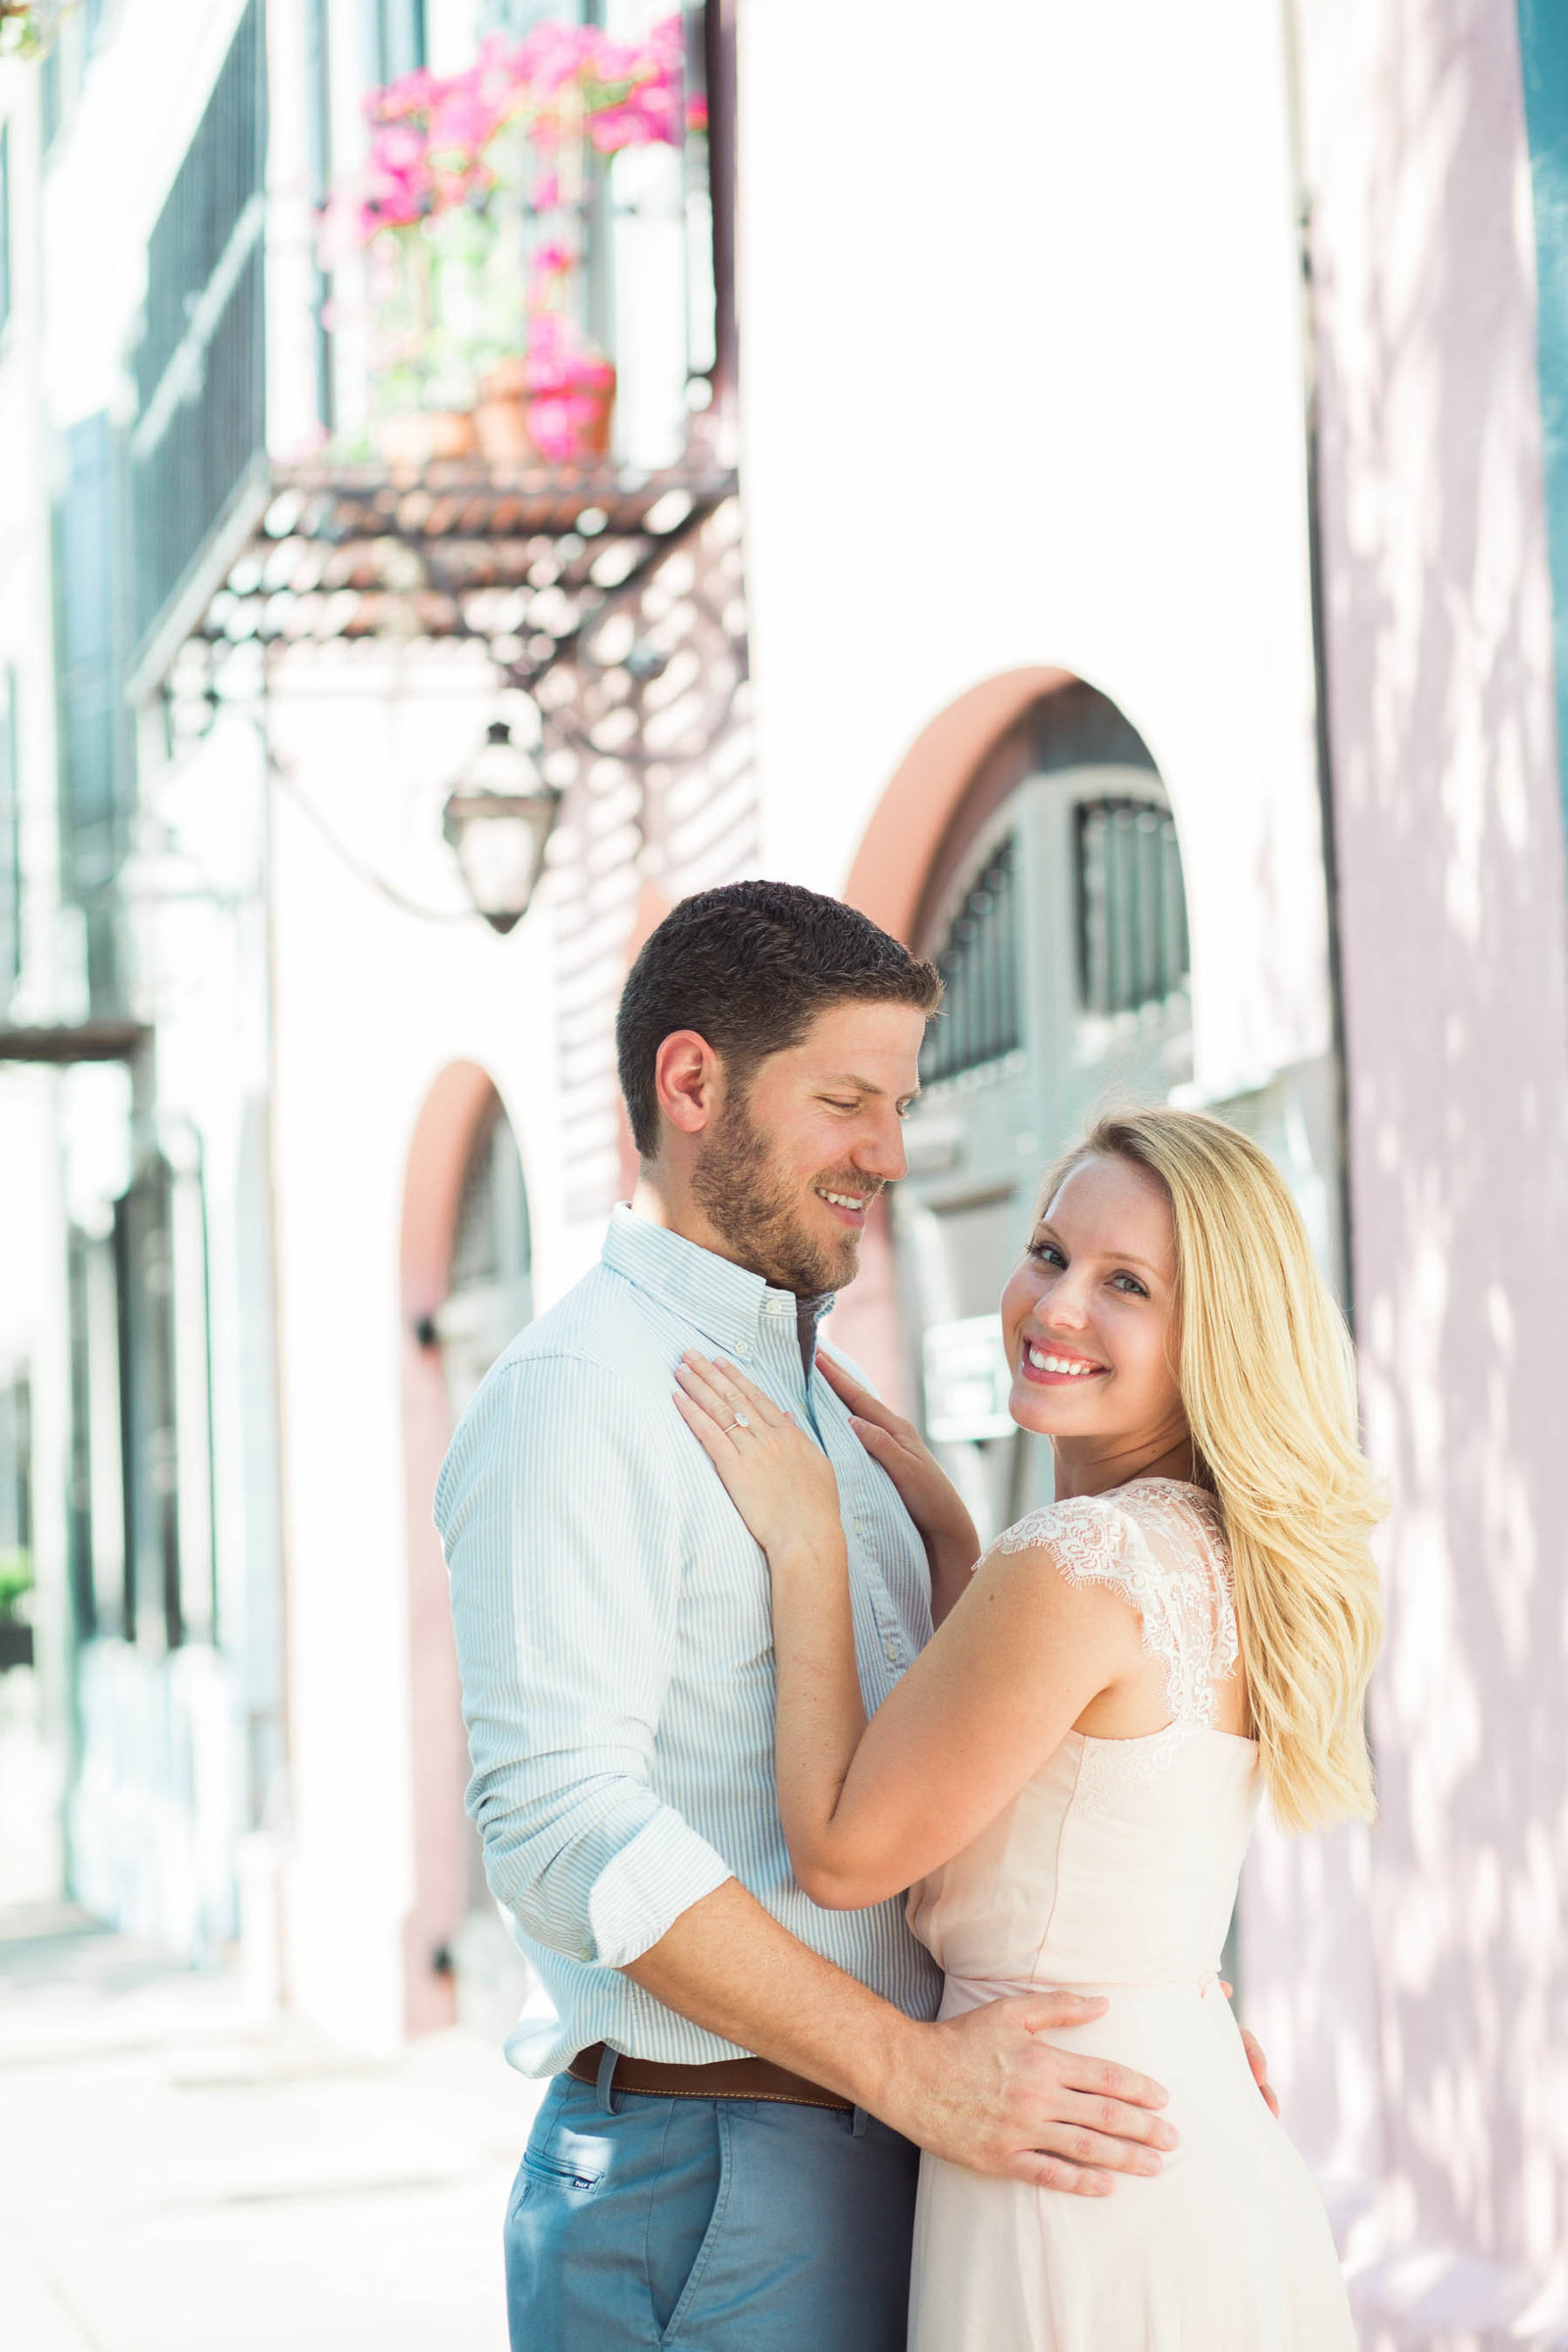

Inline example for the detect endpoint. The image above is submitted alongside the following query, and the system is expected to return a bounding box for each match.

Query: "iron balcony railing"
[128,0,267,660]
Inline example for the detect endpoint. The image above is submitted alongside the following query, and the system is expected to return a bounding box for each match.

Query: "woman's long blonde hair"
[1042,1106,1384,1835]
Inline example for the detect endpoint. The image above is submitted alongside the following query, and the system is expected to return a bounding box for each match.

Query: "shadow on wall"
[1259,4,1568,2336]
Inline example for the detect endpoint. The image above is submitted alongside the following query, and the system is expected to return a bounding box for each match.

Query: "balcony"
[131,8,738,758]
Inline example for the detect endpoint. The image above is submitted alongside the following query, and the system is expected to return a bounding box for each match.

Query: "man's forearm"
[620,1877,913,2113]
[623,1877,1180,2193]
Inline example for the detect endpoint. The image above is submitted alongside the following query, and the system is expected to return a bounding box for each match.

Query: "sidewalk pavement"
[0,1904,547,2352]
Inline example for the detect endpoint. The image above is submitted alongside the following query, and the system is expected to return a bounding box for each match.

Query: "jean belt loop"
[850,2104,869,2138]
[596,2044,622,2116]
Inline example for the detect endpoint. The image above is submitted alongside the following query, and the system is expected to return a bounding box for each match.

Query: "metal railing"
[921,835,1023,1086]
[1077,799,1189,1017]
[129,0,267,657]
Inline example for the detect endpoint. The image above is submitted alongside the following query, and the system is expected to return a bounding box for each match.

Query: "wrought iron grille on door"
[1076,799,1189,1018]
[919,835,1022,1087]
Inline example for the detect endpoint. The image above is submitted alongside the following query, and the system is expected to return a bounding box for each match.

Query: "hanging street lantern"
[442,720,564,936]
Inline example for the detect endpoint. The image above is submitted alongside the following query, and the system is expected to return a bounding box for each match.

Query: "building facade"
[0,1,1563,2343]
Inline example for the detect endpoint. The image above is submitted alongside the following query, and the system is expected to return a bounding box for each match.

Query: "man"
[438,880,1271,2352]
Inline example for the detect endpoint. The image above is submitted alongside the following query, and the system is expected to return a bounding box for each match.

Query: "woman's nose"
[1047,1280,1092,1330]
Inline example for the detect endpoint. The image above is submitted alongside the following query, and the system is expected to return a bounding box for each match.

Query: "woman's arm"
[674,1353,1143,1910]
[767,1513,1140,1907]
[817,1350,980,1628]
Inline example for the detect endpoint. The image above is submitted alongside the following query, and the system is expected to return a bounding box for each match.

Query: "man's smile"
[814,1185,875,1227]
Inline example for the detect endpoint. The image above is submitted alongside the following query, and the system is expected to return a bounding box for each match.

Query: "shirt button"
[883,1637,900,1665]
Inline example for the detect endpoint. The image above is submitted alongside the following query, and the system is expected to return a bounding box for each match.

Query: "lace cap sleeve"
[992,1484,1237,1736]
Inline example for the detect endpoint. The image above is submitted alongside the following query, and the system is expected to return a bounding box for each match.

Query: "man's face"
[690,1000,927,1296]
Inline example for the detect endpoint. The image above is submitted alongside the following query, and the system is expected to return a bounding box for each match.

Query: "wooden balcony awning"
[197,457,740,693]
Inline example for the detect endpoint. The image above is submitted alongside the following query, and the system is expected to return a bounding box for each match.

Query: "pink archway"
[843,666,1076,946]
[399,1060,508,2035]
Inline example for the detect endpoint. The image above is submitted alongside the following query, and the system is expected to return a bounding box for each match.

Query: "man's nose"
[855,1111,907,1184]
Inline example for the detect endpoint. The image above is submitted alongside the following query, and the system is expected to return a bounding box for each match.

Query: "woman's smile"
[1018,1338,1109,1386]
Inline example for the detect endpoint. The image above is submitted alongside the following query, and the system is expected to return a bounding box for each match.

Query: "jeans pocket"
[657,2103,734,2348]
[522,2146,606,2192]
[506,2082,605,2221]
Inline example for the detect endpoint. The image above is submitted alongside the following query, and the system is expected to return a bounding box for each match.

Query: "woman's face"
[1000,1152,1187,1453]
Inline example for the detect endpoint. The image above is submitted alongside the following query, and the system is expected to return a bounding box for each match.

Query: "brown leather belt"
[567,2040,853,2113]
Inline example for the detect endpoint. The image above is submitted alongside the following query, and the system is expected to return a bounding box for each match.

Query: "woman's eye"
[1028,1241,1065,1268]
[1109,1272,1148,1297]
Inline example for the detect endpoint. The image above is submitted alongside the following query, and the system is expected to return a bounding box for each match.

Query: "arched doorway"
[400,1065,534,2037]
[856,677,1194,1543]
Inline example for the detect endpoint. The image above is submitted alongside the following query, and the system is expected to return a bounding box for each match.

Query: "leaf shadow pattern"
[1241,3,1568,2340]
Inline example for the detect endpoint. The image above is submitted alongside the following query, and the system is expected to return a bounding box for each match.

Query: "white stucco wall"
[0,60,75,1908]
[261,641,566,2048]
[736,0,1332,1102]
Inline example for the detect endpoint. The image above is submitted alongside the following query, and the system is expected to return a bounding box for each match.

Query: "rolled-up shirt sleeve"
[437,1350,733,1968]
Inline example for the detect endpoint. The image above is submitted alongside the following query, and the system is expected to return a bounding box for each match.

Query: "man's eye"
[822,1099,859,1112]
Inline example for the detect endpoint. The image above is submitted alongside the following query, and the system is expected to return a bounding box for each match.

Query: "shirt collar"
[603,1204,835,1358]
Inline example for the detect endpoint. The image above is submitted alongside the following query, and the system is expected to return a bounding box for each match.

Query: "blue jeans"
[505,2072,921,2351]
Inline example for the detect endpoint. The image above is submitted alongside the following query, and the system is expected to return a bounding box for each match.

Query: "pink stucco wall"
[1302,0,1568,2327]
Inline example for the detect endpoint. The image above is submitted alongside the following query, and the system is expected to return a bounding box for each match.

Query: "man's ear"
[654,1030,723,1137]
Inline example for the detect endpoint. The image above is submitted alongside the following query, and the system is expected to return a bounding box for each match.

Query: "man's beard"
[691,1093,880,1297]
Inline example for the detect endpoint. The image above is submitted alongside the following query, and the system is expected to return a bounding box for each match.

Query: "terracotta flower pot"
[479,356,530,403]
[473,393,534,464]
[372,408,478,467]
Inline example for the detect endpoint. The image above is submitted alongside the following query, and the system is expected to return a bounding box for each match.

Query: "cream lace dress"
[905,1479,1354,2351]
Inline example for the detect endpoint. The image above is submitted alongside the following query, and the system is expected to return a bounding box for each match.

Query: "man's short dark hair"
[616,879,943,1158]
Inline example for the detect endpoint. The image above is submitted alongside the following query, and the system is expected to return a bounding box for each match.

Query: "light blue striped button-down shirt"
[436,1205,944,2075]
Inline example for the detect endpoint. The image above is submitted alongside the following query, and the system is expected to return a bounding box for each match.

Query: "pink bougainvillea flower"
[587,103,637,154]
[367,65,440,122]
[525,385,608,462]
[429,78,495,155]
[517,19,599,99]
[685,93,709,131]
[372,122,427,172]
[330,12,686,254]
[525,398,578,462]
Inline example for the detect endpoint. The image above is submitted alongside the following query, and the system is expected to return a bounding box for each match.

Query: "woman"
[673,1106,1383,2349]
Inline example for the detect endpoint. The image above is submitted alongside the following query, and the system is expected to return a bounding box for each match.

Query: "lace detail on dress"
[993,1481,1240,1808]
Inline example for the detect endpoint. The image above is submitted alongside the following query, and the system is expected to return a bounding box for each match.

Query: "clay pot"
[473,393,534,463]
[480,356,530,402]
[372,409,478,467]
[471,358,535,464]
